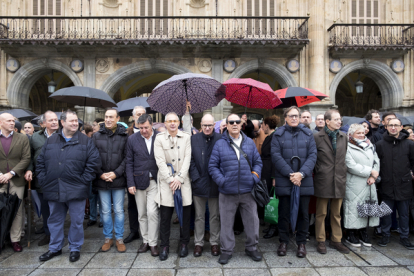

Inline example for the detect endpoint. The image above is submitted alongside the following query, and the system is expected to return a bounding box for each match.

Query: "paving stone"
[316,267,367,276]
[0,252,42,269]
[219,252,267,268]
[78,268,129,276]
[408,266,414,273]
[375,248,414,266]
[345,250,397,266]
[0,269,34,276]
[223,268,271,276]
[20,240,51,252]
[361,266,414,276]
[306,251,356,267]
[39,253,94,269]
[83,226,106,240]
[178,268,223,276]
[269,268,320,276]
[131,252,177,269]
[28,268,81,276]
[86,253,136,269]
[178,252,222,268]
[62,239,102,253]
[263,252,312,268]
[0,247,15,262]
[128,269,175,276]
[258,240,296,253]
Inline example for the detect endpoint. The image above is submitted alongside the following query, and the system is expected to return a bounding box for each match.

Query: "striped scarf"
[325,125,339,155]
[349,136,370,150]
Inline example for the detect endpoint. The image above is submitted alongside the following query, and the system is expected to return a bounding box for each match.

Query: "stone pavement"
[1,201,414,276]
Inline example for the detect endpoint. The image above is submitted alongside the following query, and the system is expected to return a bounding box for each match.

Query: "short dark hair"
[94,118,104,124]
[382,111,396,122]
[105,108,119,117]
[301,110,311,117]
[283,106,300,118]
[137,114,153,125]
[83,124,93,134]
[263,115,280,129]
[61,109,77,122]
[364,109,380,121]
[387,117,402,125]
[324,109,340,121]
[14,121,22,132]
[226,113,240,123]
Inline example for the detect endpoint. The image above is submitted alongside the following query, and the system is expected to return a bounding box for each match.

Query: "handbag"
[229,140,270,207]
[264,187,279,224]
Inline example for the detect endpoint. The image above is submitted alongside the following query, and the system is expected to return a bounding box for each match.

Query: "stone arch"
[7,59,82,109]
[330,59,404,109]
[228,59,298,88]
[100,60,192,98]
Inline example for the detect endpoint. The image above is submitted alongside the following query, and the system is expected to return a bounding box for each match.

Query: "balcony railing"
[328,24,414,50]
[0,16,309,45]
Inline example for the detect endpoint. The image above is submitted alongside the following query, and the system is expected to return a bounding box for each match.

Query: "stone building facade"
[0,0,413,126]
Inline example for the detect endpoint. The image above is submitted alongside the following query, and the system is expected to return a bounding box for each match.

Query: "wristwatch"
[10,170,16,177]
[300,172,305,179]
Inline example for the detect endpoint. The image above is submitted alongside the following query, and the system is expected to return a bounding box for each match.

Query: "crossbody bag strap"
[230,140,253,171]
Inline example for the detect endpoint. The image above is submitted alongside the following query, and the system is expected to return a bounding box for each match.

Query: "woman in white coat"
[344,123,380,248]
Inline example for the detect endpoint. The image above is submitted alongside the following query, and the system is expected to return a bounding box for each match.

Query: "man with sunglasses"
[375,118,414,249]
[209,114,263,265]
[189,114,221,257]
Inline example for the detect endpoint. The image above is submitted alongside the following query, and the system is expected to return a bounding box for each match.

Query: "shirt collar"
[229,133,241,141]
[44,129,56,138]
[141,131,154,141]
[0,130,13,138]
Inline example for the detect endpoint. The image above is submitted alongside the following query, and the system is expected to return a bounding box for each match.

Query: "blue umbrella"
[166,163,183,228]
[290,156,301,232]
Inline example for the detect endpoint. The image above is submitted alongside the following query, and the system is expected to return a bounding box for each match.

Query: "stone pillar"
[0,50,9,106]
[211,59,232,121]
[83,58,96,123]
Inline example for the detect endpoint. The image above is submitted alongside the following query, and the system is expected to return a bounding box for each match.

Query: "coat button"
[61,149,64,151]
[178,146,180,149]
[59,162,61,165]
[172,159,175,162]
[171,147,173,149]
[178,159,181,161]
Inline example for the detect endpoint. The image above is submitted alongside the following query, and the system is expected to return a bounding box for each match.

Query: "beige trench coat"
[154,130,192,207]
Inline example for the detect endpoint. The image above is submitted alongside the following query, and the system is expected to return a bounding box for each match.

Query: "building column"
[211,59,232,121]
[83,58,96,123]
[0,50,9,107]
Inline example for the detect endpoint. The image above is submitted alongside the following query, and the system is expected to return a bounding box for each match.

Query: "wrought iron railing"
[0,16,309,45]
[328,24,414,49]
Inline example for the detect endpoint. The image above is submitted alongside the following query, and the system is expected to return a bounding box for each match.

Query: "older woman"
[344,123,380,247]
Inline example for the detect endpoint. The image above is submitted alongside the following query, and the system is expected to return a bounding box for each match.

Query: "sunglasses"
[165,120,179,123]
[228,120,241,125]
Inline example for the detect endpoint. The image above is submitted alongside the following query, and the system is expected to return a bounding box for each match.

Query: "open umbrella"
[0,109,38,121]
[115,97,155,117]
[342,116,364,126]
[223,78,282,112]
[166,163,183,228]
[31,112,84,128]
[147,73,226,116]
[274,87,328,108]
[0,182,22,253]
[290,156,301,232]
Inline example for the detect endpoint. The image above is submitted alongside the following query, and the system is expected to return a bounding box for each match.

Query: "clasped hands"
[0,172,13,183]
[100,172,116,182]
[367,170,379,186]
[290,172,302,187]
[170,178,181,194]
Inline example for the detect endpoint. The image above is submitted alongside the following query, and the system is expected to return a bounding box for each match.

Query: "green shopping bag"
[264,187,279,224]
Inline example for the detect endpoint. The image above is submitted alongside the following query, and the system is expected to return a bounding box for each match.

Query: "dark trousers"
[38,192,50,236]
[279,195,310,245]
[127,191,139,233]
[160,205,191,247]
[381,199,410,239]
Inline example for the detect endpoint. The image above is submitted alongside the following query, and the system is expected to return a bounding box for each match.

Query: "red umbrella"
[274,87,328,108]
[223,78,282,112]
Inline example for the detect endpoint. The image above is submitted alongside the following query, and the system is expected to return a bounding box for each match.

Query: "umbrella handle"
[290,156,301,172]
[28,180,31,190]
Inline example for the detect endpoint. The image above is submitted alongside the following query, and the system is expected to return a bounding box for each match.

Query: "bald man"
[189,114,221,257]
[0,113,31,252]
[252,120,267,155]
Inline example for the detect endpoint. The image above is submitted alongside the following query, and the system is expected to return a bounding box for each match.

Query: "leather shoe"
[99,222,103,228]
[69,251,80,262]
[11,242,22,252]
[87,220,97,227]
[218,253,232,264]
[35,227,45,234]
[38,235,50,247]
[263,226,278,239]
[39,250,62,261]
[297,244,307,258]
[193,245,203,257]
[159,246,169,261]
[277,242,287,256]
[138,243,149,253]
[150,246,159,257]
[179,244,188,257]
[123,232,140,244]
[211,245,220,256]
[245,249,262,261]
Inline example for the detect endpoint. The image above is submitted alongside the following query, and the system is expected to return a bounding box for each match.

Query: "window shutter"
[262,0,267,31]
[33,0,38,15]
[48,0,53,15]
[163,0,168,35]
[40,0,45,15]
[56,0,61,15]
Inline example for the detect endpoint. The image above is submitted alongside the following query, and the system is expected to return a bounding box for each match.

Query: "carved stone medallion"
[198,59,212,73]
[96,58,109,73]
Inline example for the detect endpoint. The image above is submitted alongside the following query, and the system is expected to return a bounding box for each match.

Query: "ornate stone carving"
[101,0,121,8]
[187,0,209,9]
[363,58,371,67]
[6,58,20,73]
[96,58,109,73]
[198,59,212,73]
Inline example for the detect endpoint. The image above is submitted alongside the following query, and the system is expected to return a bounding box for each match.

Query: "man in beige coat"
[154,112,192,261]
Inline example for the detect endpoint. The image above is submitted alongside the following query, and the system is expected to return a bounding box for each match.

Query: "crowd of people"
[0,105,414,265]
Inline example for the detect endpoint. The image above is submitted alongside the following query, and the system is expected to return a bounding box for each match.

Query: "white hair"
[165,112,179,122]
[347,123,365,137]
[132,106,146,116]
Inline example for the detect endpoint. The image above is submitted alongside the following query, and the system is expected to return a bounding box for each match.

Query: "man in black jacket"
[126,114,160,257]
[371,112,396,144]
[37,110,100,263]
[92,109,128,253]
[190,114,221,257]
[376,118,414,249]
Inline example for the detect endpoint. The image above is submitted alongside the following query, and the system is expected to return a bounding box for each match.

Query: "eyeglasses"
[165,120,179,123]
[388,124,401,128]
[287,115,299,119]
[202,124,214,128]
[228,120,241,125]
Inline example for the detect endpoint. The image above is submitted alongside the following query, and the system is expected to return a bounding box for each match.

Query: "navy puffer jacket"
[208,131,262,195]
[36,129,101,202]
[271,124,317,196]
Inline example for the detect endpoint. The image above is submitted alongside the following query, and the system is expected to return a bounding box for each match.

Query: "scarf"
[324,125,339,155]
[349,136,370,150]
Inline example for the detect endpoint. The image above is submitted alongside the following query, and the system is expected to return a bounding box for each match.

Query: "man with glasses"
[189,114,221,257]
[313,109,350,255]
[371,112,396,144]
[209,114,263,264]
[376,118,414,249]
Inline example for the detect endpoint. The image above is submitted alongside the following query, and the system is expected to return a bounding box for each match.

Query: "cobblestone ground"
[1,199,414,275]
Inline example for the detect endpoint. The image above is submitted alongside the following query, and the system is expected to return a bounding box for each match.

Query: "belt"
[150,177,154,180]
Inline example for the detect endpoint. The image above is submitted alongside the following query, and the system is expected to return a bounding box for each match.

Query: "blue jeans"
[89,184,102,221]
[99,189,125,240]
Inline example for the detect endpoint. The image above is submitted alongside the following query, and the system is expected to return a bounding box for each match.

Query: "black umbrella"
[115,97,155,117]
[342,116,364,126]
[31,112,84,127]
[0,109,38,121]
[0,182,22,253]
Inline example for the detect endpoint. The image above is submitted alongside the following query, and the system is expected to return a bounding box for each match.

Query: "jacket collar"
[98,123,127,136]
[383,128,409,143]
[57,128,80,143]
[163,129,185,139]
[275,123,312,137]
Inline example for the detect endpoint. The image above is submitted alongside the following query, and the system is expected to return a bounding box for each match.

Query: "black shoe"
[345,230,361,247]
[400,238,414,250]
[245,249,262,261]
[377,235,390,247]
[159,246,169,261]
[234,230,243,235]
[306,232,310,242]
[99,222,103,228]
[123,232,140,243]
[35,227,45,235]
[179,244,188,258]
[218,253,232,264]
[84,214,89,220]
[358,229,372,247]
[263,226,278,239]
[38,235,50,247]
[39,250,62,261]
[374,227,383,238]
[262,227,270,234]
[69,251,80,262]
[87,220,97,227]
